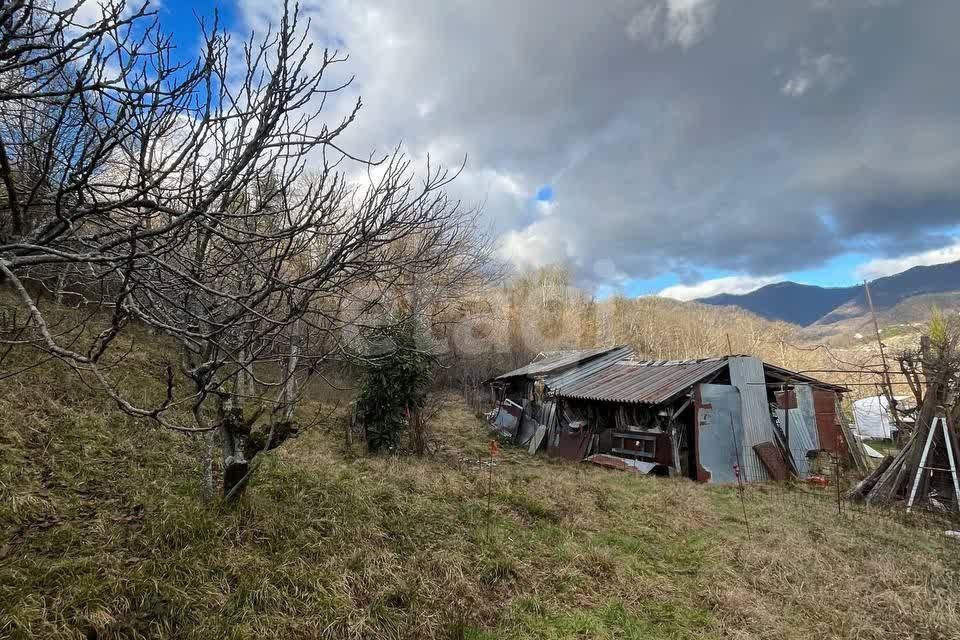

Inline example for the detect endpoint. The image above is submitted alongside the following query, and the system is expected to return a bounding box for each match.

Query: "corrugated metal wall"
[728,356,772,482]
[773,407,815,477]
[697,383,744,484]
[794,384,821,449]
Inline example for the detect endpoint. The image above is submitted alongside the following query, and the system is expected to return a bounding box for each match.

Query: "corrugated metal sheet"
[753,442,789,480]
[728,356,773,482]
[553,358,728,404]
[794,384,821,449]
[774,407,815,477]
[696,383,744,484]
[494,346,631,381]
[542,347,635,390]
[762,362,849,393]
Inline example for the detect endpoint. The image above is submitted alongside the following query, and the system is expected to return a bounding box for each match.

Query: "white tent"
[852,395,903,440]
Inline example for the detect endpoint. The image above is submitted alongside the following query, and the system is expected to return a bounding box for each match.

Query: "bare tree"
[1,0,356,406]
[850,311,960,507]
[131,153,486,498]
[1,0,493,500]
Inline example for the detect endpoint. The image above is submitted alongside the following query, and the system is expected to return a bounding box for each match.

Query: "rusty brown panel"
[774,389,797,409]
[813,389,846,456]
[753,442,788,481]
[550,424,594,461]
[654,432,674,466]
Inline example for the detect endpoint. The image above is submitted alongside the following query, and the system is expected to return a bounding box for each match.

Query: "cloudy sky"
[155,0,960,300]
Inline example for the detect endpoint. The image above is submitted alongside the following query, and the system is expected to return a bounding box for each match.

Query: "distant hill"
[798,291,960,344]
[698,259,960,333]
[700,282,858,326]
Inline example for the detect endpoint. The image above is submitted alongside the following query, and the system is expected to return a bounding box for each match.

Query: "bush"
[356,318,434,453]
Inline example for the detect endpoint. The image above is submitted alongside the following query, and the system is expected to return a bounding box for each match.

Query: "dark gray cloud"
[238,0,960,287]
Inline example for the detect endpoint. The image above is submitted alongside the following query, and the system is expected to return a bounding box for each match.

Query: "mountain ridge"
[697,259,960,330]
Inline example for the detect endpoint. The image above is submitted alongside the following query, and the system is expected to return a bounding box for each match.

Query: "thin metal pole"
[906,417,939,512]
[486,448,495,541]
[782,384,790,460]
[864,280,901,432]
[834,453,842,516]
[726,410,751,540]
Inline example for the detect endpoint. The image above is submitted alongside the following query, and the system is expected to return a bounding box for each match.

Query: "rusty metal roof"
[494,345,632,381]
[553,357,729,405]
[542,347,635,390]
[497,348,847,404]
[761,362,849,393]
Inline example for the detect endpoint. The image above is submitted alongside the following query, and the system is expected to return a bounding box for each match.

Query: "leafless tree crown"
[0,0,493,440]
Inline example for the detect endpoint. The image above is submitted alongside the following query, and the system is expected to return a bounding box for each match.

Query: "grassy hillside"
[799,291,960,345]
[2,353,959,638]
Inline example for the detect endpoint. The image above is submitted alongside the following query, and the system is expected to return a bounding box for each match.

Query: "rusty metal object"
[585,454,656,474]
[549,421,594,461]
[813,388,846,457]
[753,441,789,481]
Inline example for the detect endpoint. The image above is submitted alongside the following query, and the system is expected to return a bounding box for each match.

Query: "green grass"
[1,346,959,638]
[864,439,899,457]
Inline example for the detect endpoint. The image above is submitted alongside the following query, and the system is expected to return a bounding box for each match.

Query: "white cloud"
[854,241,960,281]
[626,0,717,49]
[535,199,556,215]
[782,53,852,97]
[657,275,780,301]
[498,218,575,271]
[60,0,156,25]
[228,0,960,290]
[416,100,436,118]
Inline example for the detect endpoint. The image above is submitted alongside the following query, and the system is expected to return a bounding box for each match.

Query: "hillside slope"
[799,291,960,344]
[700,282,858,326]
[699,259,960,330]
[2,356,958,638]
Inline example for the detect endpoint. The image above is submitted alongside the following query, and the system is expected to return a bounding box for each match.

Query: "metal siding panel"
[773,407,815,477]
[728,356,772,482]
[697,384,744,484]
[794,384,821,449]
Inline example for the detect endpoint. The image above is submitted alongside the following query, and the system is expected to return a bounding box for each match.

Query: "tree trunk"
[281,335,302,423]
[199,431,216,502]
[409,407,430,456]
[219,394,251,500]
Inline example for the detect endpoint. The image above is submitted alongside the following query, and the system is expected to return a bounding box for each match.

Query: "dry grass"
[1,349,958,638]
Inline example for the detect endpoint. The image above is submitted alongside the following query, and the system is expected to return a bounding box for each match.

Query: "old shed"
[490,349,854,484]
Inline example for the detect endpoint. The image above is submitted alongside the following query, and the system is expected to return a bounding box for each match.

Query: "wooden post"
[944,417,960,511]
[906,416,939,512]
